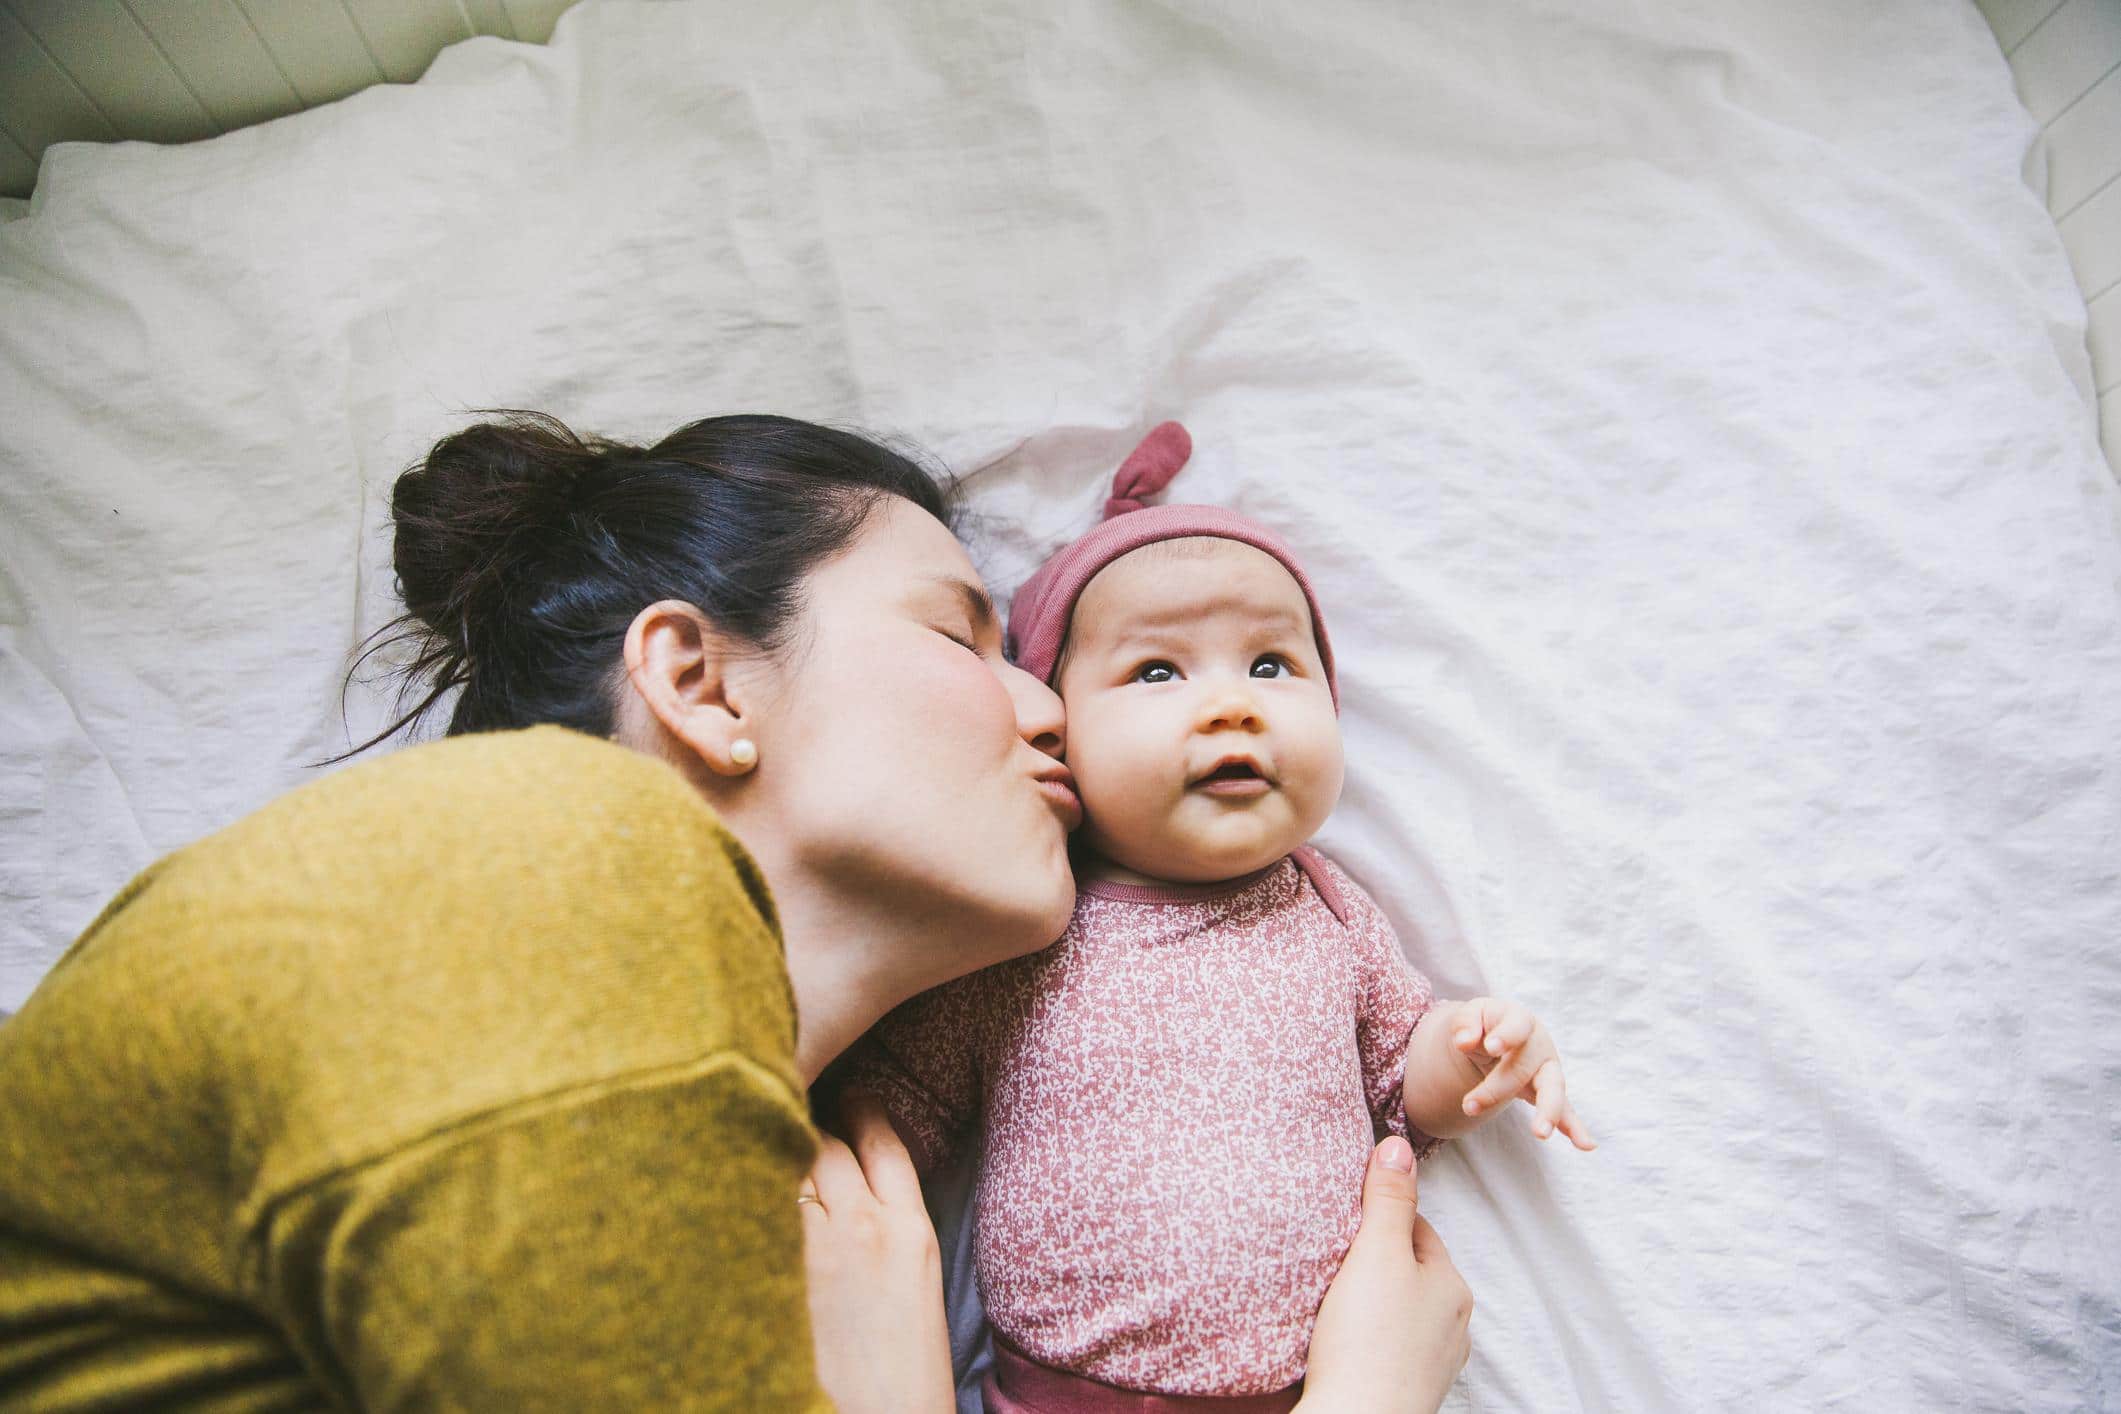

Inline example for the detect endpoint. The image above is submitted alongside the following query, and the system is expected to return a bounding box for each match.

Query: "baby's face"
[1056,538,1343,884]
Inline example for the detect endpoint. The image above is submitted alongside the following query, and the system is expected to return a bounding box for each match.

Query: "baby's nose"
[1199,690,1264,733]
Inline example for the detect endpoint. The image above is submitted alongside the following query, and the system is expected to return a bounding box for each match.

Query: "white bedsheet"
[3,1,2116,1407]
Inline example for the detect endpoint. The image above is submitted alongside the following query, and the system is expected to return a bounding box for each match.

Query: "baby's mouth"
[1190,758,1274,798]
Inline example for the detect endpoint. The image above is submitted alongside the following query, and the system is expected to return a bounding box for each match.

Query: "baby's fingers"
[1461,1051,1536,1116]
[1524,1061,1597,1150]
[1480,1002,1536,1059]
[1556,1102,1597,1151]
[1529,1059,1566,1139]
[1451,999,1496,1055]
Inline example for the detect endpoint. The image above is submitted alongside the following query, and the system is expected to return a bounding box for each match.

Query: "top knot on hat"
[1003,421,1339,709]
[1101,421,1193,519]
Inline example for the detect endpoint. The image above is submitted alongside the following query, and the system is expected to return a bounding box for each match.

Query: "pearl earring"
[729,738,759,771]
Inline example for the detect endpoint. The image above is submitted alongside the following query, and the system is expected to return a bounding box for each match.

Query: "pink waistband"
[979,1334,1303,1414]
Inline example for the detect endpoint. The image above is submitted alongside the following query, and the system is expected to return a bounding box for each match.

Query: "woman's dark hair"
[336,412,953,759]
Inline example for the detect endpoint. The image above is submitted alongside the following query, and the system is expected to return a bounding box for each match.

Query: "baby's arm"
[1402,997,1595,1150]
[1335,860,1445,1160]
[828,974,990,1178]
[1326,851,1593,1152]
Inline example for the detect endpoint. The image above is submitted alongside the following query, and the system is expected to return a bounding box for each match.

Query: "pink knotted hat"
[1004,422,1338,708]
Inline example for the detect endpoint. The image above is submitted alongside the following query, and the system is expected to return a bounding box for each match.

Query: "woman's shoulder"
[190,724,775,932]
[221,724,778,985]
[299,724,743,856]
[20,725,801,1191]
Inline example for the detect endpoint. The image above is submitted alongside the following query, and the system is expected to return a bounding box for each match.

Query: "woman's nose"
[1002,661,1066,758]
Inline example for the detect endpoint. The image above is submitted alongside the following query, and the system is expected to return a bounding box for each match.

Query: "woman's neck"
[618,712,1006,1087]
[781,899,888,1089]
[773,870,985,1088]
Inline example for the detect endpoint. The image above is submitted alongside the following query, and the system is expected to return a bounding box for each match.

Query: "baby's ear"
[1102,421,1192,518]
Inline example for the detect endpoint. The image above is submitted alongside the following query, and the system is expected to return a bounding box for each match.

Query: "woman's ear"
[622,600,760,777]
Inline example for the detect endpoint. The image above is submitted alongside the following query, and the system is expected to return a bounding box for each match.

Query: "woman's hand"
[1299,1137,1473,1414]
[799,1089,955,1414]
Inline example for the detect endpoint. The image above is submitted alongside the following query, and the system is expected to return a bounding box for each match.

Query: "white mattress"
[2,1,2116,1408]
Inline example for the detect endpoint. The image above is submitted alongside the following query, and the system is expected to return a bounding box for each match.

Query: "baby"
[843,423,1593,1410]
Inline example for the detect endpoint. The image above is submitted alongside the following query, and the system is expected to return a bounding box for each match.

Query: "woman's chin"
[984,846,1079,960]
[1027,876,1079,950]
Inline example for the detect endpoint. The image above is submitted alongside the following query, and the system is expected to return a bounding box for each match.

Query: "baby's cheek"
[1283,720,1346,822]
[1068,739,1148,826]
[1065,716,1172,839]
[1306,737,1340,822]
[1317,729,1348,799]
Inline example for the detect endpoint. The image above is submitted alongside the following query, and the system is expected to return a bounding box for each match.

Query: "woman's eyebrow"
[927,575,999,631]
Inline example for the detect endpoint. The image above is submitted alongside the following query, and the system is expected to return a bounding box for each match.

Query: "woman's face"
[740,497,1079,969]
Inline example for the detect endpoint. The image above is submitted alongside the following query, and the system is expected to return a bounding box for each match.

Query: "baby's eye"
[1131,661,1178,684]
[1250,655,1291,679]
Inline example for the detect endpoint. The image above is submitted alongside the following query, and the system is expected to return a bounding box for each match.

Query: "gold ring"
[796,1193,823,1208]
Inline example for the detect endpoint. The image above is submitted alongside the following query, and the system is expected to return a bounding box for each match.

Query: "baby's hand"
[1447,997,1595,1150]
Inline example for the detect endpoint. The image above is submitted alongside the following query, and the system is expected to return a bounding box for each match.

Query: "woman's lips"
[1037,778,1084,830]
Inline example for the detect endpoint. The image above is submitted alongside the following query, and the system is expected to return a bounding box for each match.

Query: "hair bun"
[391,413,606,655]
[333,410,953,762]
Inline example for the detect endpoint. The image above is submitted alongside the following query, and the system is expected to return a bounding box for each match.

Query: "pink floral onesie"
[844,847,1438,1399]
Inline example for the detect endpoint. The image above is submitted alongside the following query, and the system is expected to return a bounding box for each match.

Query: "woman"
[0,413,1471,1411]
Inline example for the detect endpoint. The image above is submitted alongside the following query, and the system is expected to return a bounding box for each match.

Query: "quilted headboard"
[0,0,577,197]
[1976,0,2120,466]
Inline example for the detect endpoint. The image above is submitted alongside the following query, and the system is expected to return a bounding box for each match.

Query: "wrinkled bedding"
[2,1,2116,1408]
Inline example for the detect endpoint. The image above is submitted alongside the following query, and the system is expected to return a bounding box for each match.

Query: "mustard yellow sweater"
[0,726,832,1411]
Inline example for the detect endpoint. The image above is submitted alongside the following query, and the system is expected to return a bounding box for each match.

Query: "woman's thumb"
[1355,1136,1420,1242]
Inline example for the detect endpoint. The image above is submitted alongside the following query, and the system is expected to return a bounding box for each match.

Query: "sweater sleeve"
[0,727,835,1412]
[252,1053,833,1413]
[1328,860,1445,1160]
